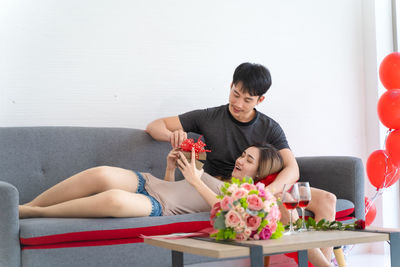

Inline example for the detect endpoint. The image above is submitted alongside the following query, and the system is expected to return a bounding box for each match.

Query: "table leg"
[390,232,400,267]
[298,250,308,267]
[249,245,263,267]
[172,250,184,267]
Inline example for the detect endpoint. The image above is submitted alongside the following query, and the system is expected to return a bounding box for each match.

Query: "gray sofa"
[0,127,365,267]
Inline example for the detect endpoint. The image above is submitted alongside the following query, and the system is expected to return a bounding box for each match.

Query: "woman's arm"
[266,148,299,194]
[164,149,179,181]
[177,149,219,207]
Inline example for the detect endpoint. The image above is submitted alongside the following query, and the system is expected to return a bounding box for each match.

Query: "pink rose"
[221,196,233,211]
[227,183,239,194]
[247,194,263,211]
[253,233,260,240]
[263,199,274,212]
[241,183,257,191]
[235,233,247,241]
[244,227,252,237]
[256,182,265,191]
[259,226,272,240]
[258,188,266,198]
[232,188,248,200]
[210,202,221,224]
[246,215,262,231]
[234,226,242,233]
[269,221,277,233]
[225,210,242,227]
[266,205,281,222]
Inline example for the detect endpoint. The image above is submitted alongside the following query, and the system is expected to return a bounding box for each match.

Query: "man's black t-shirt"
[179,104,290,178]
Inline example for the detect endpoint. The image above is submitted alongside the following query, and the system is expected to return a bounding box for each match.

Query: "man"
[146,62,336,266]
[146,63,298,194]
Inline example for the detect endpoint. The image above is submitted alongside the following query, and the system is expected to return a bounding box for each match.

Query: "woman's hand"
[177,148,204,186]
[166,148,180,170]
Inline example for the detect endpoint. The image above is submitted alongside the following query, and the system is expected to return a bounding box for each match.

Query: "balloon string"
[382,129,394,189]
[367,128,391,216]
[366,189,383,215]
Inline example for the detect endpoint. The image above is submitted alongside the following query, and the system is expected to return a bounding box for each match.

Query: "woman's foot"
[19,205,39,218]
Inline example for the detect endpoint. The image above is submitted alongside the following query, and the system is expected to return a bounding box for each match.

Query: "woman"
[19,144,282,218]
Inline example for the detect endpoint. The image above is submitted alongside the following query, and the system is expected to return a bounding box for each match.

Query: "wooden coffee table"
[144,229,400,267]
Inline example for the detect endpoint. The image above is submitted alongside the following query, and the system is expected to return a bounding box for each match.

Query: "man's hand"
[170,129,187,148]
[177,148,204,186]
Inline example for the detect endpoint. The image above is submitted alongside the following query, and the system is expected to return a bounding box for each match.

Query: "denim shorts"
[134,171,162,216]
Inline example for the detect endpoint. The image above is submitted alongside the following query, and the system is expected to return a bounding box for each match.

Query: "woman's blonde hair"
[254,144,284,181]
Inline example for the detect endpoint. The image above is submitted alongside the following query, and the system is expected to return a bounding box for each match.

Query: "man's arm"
[266,148,299,194]
[146,116,187,148]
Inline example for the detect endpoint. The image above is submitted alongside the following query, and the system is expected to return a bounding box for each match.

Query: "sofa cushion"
[20,212,211,249]
[335,199,355,219]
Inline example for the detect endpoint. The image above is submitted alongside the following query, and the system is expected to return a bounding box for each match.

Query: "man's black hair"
[232,62,272,96]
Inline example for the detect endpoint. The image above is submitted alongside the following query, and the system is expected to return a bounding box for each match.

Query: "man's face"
[228,82,264,122]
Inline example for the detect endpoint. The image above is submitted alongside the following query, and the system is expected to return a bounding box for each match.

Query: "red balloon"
[386,130,400,166]
[379,52,400,90]
[364,197,377,226]
[377,89,400,129]
[366,150,400,189]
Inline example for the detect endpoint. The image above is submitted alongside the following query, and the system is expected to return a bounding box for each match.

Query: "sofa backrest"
[0,127,364,215]
[0,127,172,204]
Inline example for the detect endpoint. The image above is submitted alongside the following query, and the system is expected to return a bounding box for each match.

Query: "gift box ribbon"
[180,136,211,159]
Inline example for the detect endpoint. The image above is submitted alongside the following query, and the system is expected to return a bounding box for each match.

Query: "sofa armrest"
[296,156,365,220]
[0,181,21,267]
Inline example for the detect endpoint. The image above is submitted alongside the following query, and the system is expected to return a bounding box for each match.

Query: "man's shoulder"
[182,104,227,114]
[181,104,228,118]
[256,111,281,126]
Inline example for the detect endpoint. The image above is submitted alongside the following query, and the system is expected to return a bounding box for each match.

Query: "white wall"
[1,0,367,159]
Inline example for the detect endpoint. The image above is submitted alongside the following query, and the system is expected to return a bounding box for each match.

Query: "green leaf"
[308,217,316,228]
[248,189,258,195]
[316,219,326,229]
[215,230,225,241]
[231,178,239,185]
[271,221,285,239]
[258,219,269,232]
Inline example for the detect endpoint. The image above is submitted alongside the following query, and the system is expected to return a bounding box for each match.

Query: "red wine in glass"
[298,200,309,208]
[282,183,299,235]
[283,201,299,210]
[297,182,311,232]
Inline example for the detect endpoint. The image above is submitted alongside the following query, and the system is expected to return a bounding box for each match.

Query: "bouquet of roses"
[210,177,284,241]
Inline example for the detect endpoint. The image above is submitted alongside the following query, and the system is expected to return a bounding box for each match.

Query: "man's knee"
[322,191,337,209]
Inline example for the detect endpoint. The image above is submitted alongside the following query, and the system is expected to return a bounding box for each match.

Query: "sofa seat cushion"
[335,199,355,219]
[20,212,211,249]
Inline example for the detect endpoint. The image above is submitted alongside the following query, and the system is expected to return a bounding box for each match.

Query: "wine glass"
[297,182,311,232]
[282,183,299,235]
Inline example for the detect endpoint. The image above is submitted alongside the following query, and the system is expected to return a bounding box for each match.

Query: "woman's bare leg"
[25,166,139,207]
[307,187,337,262]
[20,189,152,218]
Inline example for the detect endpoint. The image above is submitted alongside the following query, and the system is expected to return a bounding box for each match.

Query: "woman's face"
[231,146,260,179]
